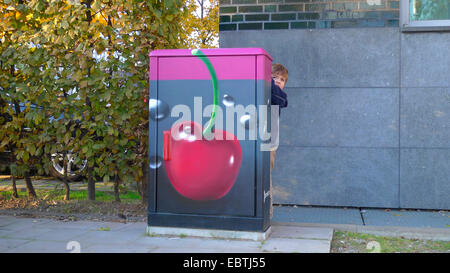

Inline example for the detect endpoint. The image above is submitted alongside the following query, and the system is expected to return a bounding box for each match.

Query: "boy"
[270,63,288,219]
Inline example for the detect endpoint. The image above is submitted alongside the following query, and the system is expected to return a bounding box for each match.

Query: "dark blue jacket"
[271,79,288,115]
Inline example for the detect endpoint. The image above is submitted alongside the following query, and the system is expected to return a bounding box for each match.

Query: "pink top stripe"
[149,48,272,59]
[149,48,273,82]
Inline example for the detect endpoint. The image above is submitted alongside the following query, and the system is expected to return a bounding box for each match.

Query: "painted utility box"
[148,48,273,232]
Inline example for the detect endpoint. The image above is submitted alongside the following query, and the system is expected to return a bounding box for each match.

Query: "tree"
[0,0,43,199]
[1,0,219,203]
[1,0,187,202]
[181,0,219,48]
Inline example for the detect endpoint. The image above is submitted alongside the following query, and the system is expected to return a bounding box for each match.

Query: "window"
[400,0,450,31]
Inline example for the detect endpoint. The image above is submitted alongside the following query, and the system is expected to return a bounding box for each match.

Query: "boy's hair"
[272,63,288,82]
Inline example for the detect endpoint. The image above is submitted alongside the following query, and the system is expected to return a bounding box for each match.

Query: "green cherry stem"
[191,49,219,138]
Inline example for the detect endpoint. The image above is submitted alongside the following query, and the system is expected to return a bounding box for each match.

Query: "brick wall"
[219,0,400,31]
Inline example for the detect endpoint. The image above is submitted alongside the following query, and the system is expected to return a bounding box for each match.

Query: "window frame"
[400,0,450,32]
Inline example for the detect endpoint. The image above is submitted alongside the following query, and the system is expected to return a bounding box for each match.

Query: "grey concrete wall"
[220,28,450,210]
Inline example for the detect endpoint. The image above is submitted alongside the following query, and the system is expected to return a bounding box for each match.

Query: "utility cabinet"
[148,48,273,232]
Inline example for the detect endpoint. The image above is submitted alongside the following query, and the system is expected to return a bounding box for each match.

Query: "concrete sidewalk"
[273,205,450,241]
[1,204,449,253]
[0,215,333,253]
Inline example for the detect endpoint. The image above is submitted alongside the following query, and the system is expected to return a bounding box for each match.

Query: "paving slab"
[270,225,333,241]
[113,222,147,233]
[14,228,88,242]
[0,218,53,231]
[0,216,20,227]
[1,228,54,241]
[82,244,156,253]
[5,240,72,253]
[71,230,147,248]
[0,228,17,237]
[361,209,450,228]
[0,238,30,252]
[273,206,363,225]
[38,219,123,231]
[260,238,330,253]
[0,217,46,228]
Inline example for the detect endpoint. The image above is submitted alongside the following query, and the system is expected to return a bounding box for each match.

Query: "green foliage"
[181,0,219,48]
[0,0,187,197]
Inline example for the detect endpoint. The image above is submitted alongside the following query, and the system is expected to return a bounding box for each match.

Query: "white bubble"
[222,94,235,107]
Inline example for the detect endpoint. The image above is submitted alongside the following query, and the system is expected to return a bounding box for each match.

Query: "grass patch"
[0,189,141,202]
[0,190,28,199]
[0,181,147,222]
[331,231,450,253]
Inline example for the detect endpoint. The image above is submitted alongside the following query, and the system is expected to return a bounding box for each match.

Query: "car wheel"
[49,152,87,181]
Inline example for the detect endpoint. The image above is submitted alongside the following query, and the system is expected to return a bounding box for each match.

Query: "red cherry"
[163,121,242,201]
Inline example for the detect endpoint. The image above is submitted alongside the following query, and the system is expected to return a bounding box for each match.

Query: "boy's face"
[272,74,287,90]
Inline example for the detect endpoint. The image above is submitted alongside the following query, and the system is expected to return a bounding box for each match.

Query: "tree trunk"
[87,166,95,201]
[141,163,148,204]
[136,178,142,197]
[113,174,121,203]
[62,152,70,200]
[11,175,18,198]
[24,173,37,199]
[9,145,19,198]
[63,181,70,201]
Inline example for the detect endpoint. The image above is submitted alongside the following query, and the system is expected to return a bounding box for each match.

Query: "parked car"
[0,96,87,181]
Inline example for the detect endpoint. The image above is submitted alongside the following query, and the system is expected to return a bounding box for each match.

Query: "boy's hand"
[272,74,286,90]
